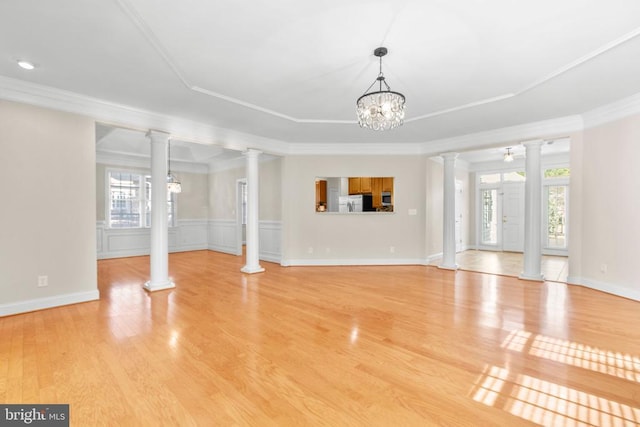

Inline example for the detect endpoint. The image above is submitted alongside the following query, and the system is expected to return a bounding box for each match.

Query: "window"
[502,171,526,182]
[545,168,570,178]
[108,171,176,228]
[479,173,501,184]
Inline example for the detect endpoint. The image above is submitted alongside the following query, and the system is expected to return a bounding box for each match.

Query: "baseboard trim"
[426,252,443,264]
[282,258,426,267]
[0,289,100,317]
[567,276,640,302]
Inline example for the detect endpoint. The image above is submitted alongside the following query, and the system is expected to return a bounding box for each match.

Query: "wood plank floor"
[431,250,570,283]
[1,251,639,426]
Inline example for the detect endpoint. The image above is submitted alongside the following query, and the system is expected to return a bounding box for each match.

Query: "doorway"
[478,180,525,252]
[235,179,247,256]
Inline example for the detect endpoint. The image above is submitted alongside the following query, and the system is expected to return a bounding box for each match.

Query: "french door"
[543,183,569,255]
[479,183,524,251]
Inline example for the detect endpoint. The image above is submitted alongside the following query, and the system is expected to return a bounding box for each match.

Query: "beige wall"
[0,100,97,307]
[259,157,282,221]
[281,155,427,262]
[425,158,443,258]
[208,166,245,220]
[208,157,282,221]
[175,172,209,219]
[576,115,640,298]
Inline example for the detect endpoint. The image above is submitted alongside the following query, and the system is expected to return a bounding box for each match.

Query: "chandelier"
[356,47,406,131]
[167,141,182,194]
[504,147,514,162]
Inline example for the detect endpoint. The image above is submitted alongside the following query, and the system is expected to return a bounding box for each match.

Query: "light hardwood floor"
[1,251,639,426]
[431,250,569,282]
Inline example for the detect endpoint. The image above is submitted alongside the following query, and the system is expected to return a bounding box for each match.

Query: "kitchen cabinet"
[349,177,372,194]
[315,180,327,211]
[360,177,372,193]
[318,176,394,213]
[372,178,382,207]
[382,177,393,192]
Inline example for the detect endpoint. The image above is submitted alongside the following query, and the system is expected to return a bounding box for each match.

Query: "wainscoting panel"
[97,219,208,259]
[259,221,282,263]
[97,219,282,263]
[207,219,238,255]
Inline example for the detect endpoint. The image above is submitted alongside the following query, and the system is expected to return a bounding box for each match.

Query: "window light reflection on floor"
[471,365,640,426]
[501,329,640,383]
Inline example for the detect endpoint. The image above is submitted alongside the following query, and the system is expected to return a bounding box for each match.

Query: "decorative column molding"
[144,130,175,292]
[520,139,545,281]
[241,149,265,274]
[439,152,458,270]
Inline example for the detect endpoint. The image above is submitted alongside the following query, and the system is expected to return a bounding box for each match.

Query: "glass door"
[480,188,499,247]
[544,184,569,253]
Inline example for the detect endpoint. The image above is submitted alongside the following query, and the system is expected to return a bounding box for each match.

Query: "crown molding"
[582,91,640,130]
[285,141,426,156]
[0,75,290,155]
[421,115,584,156]
[4,73,640,159]
[96,150,210,173]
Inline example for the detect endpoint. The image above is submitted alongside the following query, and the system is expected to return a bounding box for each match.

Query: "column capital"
[440,152,459,161]
[146,130,170,143]
[521,139,544,148]
[243,148,263,158]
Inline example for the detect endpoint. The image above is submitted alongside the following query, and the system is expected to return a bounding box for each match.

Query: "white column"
[520,140,545,281]
[241,149,265,274]
[439,152,458,270]
[144,130,175,292]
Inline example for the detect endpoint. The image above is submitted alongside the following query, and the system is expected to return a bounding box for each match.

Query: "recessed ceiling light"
[17,60,35,70]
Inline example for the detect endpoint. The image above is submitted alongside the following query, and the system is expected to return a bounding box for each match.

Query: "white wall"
[569,115,640,300]
[281,155,427,265]
[0,100,98,316]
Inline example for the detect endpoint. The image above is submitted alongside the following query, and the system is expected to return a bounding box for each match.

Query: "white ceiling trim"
[582,91,640,130]
[0,75,288,154]
[97,150,210,173]
[116,0,640,125]
[422,115,584,156]
[4,73,640,157]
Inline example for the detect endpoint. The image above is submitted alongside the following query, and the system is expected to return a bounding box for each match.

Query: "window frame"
[106,168,177,229]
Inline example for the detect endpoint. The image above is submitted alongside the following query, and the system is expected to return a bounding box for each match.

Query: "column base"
[241,265,265,274]
[438,264,458,271]
[518,273,545,282]
[143,281,176,292]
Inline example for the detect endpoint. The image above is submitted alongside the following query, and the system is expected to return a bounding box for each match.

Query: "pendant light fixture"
[167,141,182,193]
[504,147,514,162]
[356,47,406,131]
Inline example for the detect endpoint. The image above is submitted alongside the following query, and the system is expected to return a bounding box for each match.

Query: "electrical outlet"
[390,246,395,253]
[308,247,314,254]
[600,264,607,274]
[38,275,48,287]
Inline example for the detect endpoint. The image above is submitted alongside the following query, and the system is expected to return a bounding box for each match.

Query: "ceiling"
[2,0,640,149]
